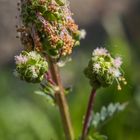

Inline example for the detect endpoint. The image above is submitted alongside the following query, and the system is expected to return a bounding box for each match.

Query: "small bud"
[118,85,122,90]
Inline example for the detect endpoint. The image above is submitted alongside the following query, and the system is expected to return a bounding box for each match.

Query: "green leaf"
[34,90,46,96]
[44,94,55,106]
[34,90,55,106]
[92,102,128,128]
[88,133,107,140]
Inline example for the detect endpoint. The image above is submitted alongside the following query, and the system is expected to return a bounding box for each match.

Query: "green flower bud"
[84,48,126,90]
[14,51,48,83]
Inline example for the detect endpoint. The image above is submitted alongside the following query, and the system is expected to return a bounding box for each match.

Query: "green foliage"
[35,90,55,106]
[88,133,107,140]
[0,98,59,140]
[92,102,128,128]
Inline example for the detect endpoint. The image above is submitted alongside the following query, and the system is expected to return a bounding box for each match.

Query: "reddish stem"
[81,88,96,140]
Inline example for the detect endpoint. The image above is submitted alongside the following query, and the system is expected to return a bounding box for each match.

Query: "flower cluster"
[16,0,83,59]
[84,48,127,90]
[14,51,48,83]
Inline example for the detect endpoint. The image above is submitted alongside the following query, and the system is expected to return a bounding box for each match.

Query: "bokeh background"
[0,0,140,139]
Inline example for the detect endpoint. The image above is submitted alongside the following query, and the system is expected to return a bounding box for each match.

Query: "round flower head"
[16,0,84,59]
[15,51,48,83]
[84,48,127,90]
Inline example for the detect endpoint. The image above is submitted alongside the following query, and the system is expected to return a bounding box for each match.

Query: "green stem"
[48,57,74,140]
[81,88,96,140]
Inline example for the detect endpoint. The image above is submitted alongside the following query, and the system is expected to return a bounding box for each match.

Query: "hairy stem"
[81,88,96,140]
[48,57,74,140]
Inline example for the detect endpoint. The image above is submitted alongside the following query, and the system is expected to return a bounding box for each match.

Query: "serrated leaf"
[92,102,128,128]
[107,103,117,116]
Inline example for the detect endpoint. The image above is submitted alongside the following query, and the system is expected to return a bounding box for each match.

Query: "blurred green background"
[0,0,140,140]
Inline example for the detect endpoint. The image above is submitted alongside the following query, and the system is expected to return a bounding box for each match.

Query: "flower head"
[84,48,126,90]
[14,51,48,83]
[17,0,83,59]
